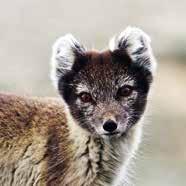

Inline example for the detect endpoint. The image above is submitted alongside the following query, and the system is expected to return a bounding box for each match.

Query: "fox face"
[51,27,156,138]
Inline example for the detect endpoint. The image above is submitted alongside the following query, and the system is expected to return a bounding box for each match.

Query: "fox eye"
[117,85,133,97]
[79,92,93,103]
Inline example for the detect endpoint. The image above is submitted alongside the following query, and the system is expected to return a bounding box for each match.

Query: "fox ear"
[109,27,157,74]
[51,34,86,88]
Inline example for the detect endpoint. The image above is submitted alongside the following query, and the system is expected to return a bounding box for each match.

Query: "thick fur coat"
[0,94,141,186]
[0,27,156,186]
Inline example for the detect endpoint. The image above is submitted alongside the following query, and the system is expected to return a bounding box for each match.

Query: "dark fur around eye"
[117,85,134,98]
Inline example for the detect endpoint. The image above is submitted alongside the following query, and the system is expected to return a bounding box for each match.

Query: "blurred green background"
[0,0,186,185]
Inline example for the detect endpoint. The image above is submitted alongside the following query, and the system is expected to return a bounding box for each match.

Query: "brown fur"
[0,93,70,186]
[0,27,156,186]
[0,93,141,186]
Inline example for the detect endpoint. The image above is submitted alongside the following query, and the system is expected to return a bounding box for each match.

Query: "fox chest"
[62,138,122,186]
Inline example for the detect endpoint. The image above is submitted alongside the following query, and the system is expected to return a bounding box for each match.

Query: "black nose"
[103,120,117,133]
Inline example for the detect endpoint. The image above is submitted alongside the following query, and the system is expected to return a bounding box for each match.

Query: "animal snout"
[103,119,117,133]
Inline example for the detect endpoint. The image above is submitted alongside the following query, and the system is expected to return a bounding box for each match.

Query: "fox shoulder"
[0,93,72,185]
[0,93,68,139]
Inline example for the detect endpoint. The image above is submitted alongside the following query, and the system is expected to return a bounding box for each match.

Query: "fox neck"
[62,106,141,186]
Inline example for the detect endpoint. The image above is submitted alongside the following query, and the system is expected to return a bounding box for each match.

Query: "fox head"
[51,27,156,138]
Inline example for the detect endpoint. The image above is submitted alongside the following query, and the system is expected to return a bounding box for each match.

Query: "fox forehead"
[73,50,135,91]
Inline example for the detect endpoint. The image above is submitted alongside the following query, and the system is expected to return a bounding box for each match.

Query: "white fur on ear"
[109,26,157,74]
[51,34,85,88]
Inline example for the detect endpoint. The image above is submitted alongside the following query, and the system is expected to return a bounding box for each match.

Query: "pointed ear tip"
[55,33,75,41]
[121,26,151,41]
[62,33,76,41]
[109,26,152,51]
[52,33,77,50]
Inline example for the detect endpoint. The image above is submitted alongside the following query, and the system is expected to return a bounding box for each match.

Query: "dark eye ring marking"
[78,92,94,103]
[117,85,134,98]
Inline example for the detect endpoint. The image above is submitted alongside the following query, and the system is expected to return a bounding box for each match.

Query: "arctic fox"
[0,27,156,186]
